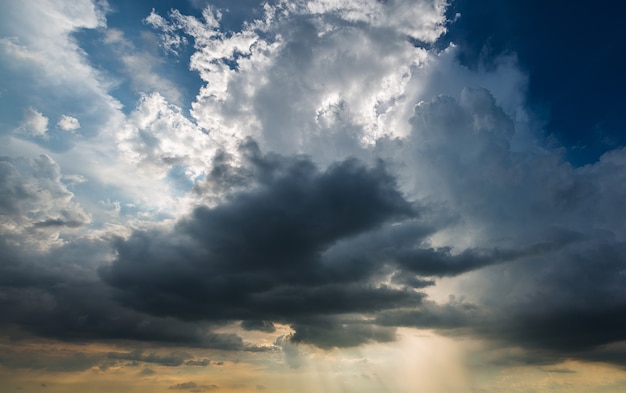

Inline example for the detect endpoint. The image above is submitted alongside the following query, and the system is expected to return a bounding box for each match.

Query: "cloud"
[102,28,183,104]
[0,346,102,372]
[275,335,301,369]
[140,367,155,375]
[0,147,419,351]
[169,382,218,391]
[116,92,215,180]
[101,142,418,347]
[170,382,198,390]
[240,320,276,333]
[16,107,49,138]
[184,359,211,367]
[0,154,90,247]
[0,268,254,351]
[289,316,396,349]
[77,2,626,361]
[107,350,193,367]
[57,115,80,131]
[376,295,484,331]
[367,88,626,365]
[144,9,189,56]
[472,240,626,365]
[303,0,448,42]
[0,0,124,147]
[145,0,446,164]
[0,230,252,351]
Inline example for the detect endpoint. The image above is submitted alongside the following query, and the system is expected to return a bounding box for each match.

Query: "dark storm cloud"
[324,233,568,279]
[0,152,268,350]
[241,320,276,333]
[101,143,420,346]
[0,279,249,350]
[375,241,626,366]
[481,241,626,361]
[289,316,396,349]
[100,138,570,348]
[376,296,484,332]
[0,150,424,348]
[0,235,255,351]
[106,350,194,367]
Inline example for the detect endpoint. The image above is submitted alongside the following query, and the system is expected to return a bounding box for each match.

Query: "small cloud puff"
[57,115,80,131]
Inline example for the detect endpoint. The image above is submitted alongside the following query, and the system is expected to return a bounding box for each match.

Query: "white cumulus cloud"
[16,107,49,137]
[57,114,81,131]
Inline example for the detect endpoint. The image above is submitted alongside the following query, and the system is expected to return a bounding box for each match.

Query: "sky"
[1,0,626,392]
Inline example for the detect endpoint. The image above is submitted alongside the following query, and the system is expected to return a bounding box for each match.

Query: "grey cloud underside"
[289,315,397,350]
[0,237,261,351]
[240,319,276,333]
[0,275,249,351]
[106,350,208,367]
[102,146,419,322]
[0,347,101,372]
[480,241,626,365]
[101,141,531,348]
[382,240,626,367]
[0,347,214,373]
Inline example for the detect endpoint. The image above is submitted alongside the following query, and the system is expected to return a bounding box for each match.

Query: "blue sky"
[1,1,626,392]
[444,0,626,165]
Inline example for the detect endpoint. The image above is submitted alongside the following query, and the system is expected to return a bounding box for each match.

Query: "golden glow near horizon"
[2,330,626,393]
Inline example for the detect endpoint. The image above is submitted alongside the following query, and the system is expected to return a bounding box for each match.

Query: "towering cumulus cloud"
[1,0,626,391]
